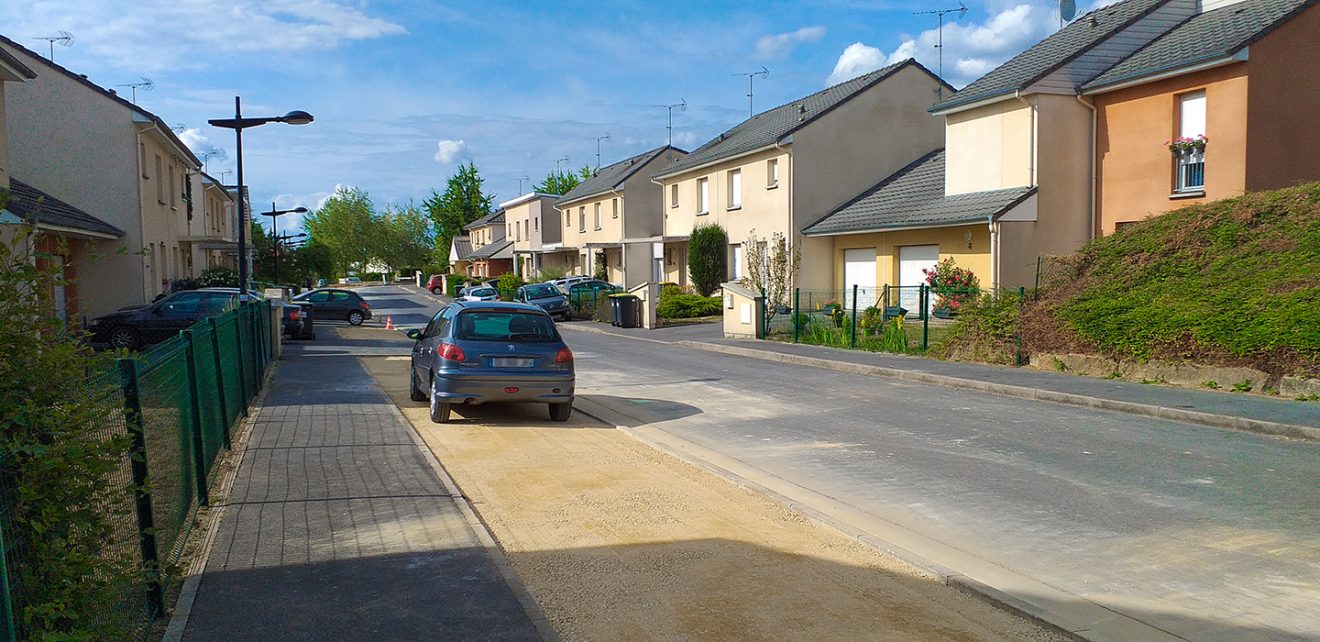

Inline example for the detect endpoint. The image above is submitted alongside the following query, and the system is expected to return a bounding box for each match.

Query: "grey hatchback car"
[407,300,574,423]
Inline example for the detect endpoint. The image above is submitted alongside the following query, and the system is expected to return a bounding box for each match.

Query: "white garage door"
[898,245,939,314]
[842,248,877,310]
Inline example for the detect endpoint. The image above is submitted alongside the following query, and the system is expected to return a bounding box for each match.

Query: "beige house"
[448,235,473,278]
[651,59,949,292]
[464,209,513,278]
[554,145,687,287]
[182,171,238,274]
[499,192,561,281]
[2,34,203,321]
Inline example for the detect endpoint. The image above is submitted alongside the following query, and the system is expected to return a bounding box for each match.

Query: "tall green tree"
[688,223,728,296]
[375,203,434,274]
[303,186,376,275]
[535,165,593,196]
[425,162,493,271]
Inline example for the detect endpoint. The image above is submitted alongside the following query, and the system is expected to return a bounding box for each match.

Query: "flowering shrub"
[923,257,980,311]
[1166,134,1207,154]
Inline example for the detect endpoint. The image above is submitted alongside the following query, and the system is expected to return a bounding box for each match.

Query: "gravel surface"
[360,349,1067,642]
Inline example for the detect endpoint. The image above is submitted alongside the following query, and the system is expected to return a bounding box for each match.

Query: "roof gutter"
[1076,93,1097,241]
[930,91,1019,116]
[1081,51,1247,96]
[802,217,993,238]
[33,222,121,240]
[1015,91,1037,186]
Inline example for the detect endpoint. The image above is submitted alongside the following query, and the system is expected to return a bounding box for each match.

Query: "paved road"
[356,284,1320,642]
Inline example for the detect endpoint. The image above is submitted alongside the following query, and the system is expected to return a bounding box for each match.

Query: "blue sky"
[2,0,1109,231]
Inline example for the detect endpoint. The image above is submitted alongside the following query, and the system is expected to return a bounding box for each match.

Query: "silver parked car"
[406,301,575,423]
[460,286,500,302]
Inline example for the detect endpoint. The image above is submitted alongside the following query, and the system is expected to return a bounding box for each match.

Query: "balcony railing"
[1176,151,1205,192]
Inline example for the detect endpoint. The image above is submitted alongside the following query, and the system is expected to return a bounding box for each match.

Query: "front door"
[51,254,68,325]
[898,245,939,314]
[842,248,877,310]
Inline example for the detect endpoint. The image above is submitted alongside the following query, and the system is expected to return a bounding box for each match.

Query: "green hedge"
[657,293,721,319]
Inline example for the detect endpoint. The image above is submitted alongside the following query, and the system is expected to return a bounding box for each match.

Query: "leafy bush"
[688,224,727,296]
[1,225,136,638]
[197,266,238,288]
[593,252,608,281]
[496,273,524,301]
[858,306,883,335]
[445,274,469,296]
[934,289,1023,365]
[878,316,909,353]
[923,257,980,312]
[533,265,569,283]
[657,293,722,319]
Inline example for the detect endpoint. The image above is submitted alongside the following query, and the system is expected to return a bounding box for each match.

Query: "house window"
[169,167,177,208]
[670,184,679,208]
[612,198,619,219]
[155,155,164,203]
[1175,91,1206,193]
[728,169,742,209]
[534,217,538,232]
[565,211,570,228]
[767,159,779,188]
[730,243,743,280]
[697,178,709,214]
[140,144,150,179]
[594,203,602,230]
[579,207,586,232]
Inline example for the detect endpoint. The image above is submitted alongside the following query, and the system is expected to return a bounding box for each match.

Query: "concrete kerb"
[668,341,1320,443]
[386,400,562,642]
[162,361,279,642]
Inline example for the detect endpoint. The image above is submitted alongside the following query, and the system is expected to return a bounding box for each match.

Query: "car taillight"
[289,309,301,321]
[438,343,466,362]
[555,347,573,364]
[359,300,370,309]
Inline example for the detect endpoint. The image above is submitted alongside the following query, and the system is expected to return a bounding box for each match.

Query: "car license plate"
[490,357,534,368]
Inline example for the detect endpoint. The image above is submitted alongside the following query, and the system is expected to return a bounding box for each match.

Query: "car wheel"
[109,326,138,350]
[429,377,452,423]
[430,287,442,295]
[347,310,364,325]
[549,401,572,422]
[409,368,427,402]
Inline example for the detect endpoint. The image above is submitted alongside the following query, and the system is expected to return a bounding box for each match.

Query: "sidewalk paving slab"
[173,337,545,641]
[558,323,1320,440]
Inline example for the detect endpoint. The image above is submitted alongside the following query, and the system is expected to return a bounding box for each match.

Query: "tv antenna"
[914,2,967,99]
[1059,0,1077,28]
[553,156,569,174]
[733,67,769,118]
[33,31,74,62]
[218,169,233,184]
[656,99,686,146]
[593,133,611,172]
[197,150,219,174]
[114,77,154,105]
[518,175,530,194]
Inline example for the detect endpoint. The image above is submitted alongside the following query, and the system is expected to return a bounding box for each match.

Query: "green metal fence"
[0,301,274,641]
[763,285,1026,364]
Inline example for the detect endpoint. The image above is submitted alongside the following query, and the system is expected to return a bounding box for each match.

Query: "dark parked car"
[406,301,574,424]
[282,300,316,340]
[514,283,571,321]
[89,289,244,350]
[293,288,373,325]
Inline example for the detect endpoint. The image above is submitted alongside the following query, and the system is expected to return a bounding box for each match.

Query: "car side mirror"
[406,329,422,340]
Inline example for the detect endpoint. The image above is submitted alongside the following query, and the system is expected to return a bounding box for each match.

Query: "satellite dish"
[1060,0,1077,22]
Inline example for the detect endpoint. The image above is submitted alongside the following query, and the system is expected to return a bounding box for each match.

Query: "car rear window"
[524,284,560,299]
[455,311,557,342]
[471,287,497,297]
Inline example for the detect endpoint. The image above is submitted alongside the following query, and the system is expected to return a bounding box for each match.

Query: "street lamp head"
[279,110,314,125]
[292,206,309,214]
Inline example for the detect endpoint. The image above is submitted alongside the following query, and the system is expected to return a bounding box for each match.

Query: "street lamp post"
[209,97,312,301]
[257,202,308,284]
[274,232,307,284]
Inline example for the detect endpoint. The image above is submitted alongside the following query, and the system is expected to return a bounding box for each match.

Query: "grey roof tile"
[931,0,1168,112]
[6,178,125,237]
[451,236,473,261]
[801,150,1035,236]
[465,208,505,230]
[656,59,939,178]
[0,46,36,79]
[470,239,512,260]
[1084,0,1315,90]
[558,145,685,205]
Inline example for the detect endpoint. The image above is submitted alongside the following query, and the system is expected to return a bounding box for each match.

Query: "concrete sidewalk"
[171,333,549,641]
[559,322,1320,440]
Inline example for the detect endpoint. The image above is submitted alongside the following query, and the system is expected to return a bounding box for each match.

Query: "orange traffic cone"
[385,316,395,330]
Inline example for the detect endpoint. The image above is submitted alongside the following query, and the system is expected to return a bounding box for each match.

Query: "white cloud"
[0,0,406,73]
[176,127,228,162]
[434,139,468,164]
[825,1,1068,87]
[826,42,887,85]
[754,26,827,60]
[673,131,699,148]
